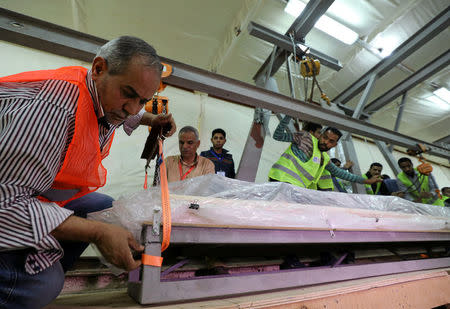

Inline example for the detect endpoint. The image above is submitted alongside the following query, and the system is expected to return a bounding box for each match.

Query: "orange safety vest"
[0,66,114,206]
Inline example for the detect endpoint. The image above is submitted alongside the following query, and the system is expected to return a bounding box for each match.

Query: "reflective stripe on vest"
[397,168,430,203]
[268,135,330,189]
[271,163,306,187]
[280,153,314,181]
[318,170,334,190]
[0,66,114,206]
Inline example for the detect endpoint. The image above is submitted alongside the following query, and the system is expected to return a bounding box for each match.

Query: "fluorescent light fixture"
[315,15,358,45]
[284,0,358,45]
[285,0,306,16]
[433,87,450,104]
[427,95,450,110]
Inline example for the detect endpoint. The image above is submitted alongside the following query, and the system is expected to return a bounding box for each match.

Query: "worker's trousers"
[0,192,113,309]
[60,192,114,272]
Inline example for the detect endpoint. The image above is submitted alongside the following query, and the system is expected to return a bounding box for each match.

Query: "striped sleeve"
[326,161,365,183]
[0,80,78,274]
[123,108,145,135]
[273,115,294,142]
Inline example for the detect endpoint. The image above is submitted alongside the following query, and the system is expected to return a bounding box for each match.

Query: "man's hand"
[141,112,176,137]
[391,191,405,198]
[363,176,382,185]
[93,223,144,271]
[343,161,354,170]
[51,216,144,271]
[419,191,433,199]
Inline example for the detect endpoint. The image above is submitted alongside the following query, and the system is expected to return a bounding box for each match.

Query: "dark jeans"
[0,192,113,308]
[60,192,114,271]
[0,250,64,309]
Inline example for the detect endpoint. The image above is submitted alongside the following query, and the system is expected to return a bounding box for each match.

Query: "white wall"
[1,40,449,200]
[0,41,89,75]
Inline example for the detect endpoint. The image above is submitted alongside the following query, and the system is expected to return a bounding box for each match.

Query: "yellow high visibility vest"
[318,169,334,191]
[397,168,431,203]
[268,135,330,189]
[362,174,381,195]
[432,196,448,207]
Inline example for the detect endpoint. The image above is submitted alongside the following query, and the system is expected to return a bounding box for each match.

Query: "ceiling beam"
[332,6,450,104]
[252,0,334,82]
[434,135,450,147]
[0,7,448,159]
[364,49,450,113]
[248,21,342,71]
[0,8,105,63]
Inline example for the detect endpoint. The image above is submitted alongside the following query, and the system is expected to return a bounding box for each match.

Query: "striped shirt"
[273,115,364,183]
[0,69,142,274]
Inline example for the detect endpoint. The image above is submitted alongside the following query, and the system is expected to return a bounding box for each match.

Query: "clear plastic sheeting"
[89,174,450,241]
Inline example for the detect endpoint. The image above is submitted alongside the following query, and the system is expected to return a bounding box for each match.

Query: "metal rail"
[128,225,450,305]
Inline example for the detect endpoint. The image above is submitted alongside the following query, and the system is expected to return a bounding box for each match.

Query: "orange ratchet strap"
[142,254,163,267]
[142,138,172,266]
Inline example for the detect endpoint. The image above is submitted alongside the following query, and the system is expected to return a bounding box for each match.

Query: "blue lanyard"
[209,149,223,161]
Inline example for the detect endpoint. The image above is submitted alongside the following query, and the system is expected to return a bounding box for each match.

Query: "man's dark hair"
[398,157,412,166]
[302,122,322,133]
[331,158,341,165]
[324,127,343,140]
[96,36,162,75]
[212,128,226,138]
[370,162,383,169]
[381,174,390,180]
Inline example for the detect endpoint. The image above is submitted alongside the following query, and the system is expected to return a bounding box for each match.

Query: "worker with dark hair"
[331,158,354,171]
[363,163,383,194]
[331,158,341,166]
[432,187,450,207]
[268,115,380,190]
[396,157,438,204]
[330,158,353,192]
[302,122,322,139]
[0,36,176,307]
[165,126,215,183]
[440,187,450,207]
[200,128,235,178]
[378,174,400,196]
[302,122,335,190]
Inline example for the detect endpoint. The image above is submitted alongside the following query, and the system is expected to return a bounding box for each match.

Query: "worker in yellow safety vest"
[433,187,450,207]
[363,163,383,194]
[302,122,333,190]
[330,158,353,193]
[268,115,381,190]
[396,157,438,204]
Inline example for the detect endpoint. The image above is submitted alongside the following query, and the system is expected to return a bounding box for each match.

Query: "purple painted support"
[332,253,348,268]
[160,259,190,278]
[131,257,450,304]
[128,225,450,305]
[128,268,140,283]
